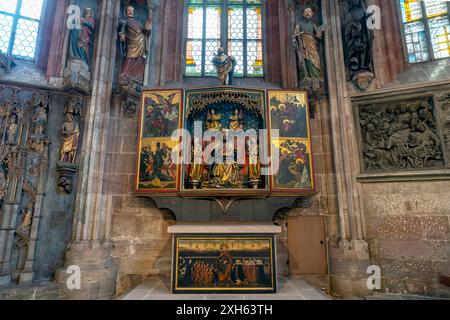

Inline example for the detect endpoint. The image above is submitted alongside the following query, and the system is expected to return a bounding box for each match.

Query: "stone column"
[55,0,121,300]
[322,0,371,298]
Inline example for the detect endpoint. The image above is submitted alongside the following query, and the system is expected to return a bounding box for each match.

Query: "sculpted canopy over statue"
[69,8,95,65]
[293,7,326,88]
[212,47,236,85]
[119,5,152,86]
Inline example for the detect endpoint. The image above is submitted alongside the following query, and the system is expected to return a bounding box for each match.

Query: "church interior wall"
[0,0,449,299]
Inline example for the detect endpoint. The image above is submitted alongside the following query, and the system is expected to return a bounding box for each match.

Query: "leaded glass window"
[0,0,45,62]
[399,0,450,63]
[185,0,263,78]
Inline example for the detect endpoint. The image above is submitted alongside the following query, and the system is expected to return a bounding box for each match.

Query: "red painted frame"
[134,89,184,194]
[266,89,316,195]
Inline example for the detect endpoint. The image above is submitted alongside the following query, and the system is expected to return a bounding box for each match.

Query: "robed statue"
[119,5,152,86]
[212,47,236,85]
[60,113,80,163]
[68,8,95,65]
[293,7,326,88]
[343,0,374,90]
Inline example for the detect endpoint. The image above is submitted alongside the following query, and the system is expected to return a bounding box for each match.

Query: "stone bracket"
[149,196,299,222]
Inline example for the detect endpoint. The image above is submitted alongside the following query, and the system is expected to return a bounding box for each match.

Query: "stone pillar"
[322,0,371,298]
[55,0,121,300]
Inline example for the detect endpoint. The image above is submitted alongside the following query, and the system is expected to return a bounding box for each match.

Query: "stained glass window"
[399,0,450,63]
[0,0,45,62]
[185,0,263,78]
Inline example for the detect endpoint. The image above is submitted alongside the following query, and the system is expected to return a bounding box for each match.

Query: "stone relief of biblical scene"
[357,98,446,172]
[437,92,450,162]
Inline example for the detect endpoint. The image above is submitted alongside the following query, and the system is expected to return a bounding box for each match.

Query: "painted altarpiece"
[135,88,315,196]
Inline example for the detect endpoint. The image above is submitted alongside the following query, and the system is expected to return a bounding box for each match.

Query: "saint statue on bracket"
[118,4,153,86]
[68,7,95,66]
[293,7,326,91]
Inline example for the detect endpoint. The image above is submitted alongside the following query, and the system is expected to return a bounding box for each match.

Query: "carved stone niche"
[356,97,446,173]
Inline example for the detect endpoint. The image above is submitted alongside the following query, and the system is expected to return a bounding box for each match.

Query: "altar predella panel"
[135,87,314,195]
[172,235,277,294]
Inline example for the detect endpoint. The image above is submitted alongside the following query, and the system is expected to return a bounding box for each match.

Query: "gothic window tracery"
[0,0,46,63]
[185,0,263,78]
[399,0,450,63]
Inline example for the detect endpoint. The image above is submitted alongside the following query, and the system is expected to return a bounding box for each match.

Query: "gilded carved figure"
[189,138,204,189]
[229,109,244,131]
[207,109,222,131]
[60,113,80,163]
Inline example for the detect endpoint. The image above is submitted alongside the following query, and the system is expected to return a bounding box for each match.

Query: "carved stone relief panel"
[357,97,446,172]
[436,92,450,164]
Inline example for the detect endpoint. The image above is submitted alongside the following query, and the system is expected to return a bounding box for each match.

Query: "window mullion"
[7,0,23,59]
[222,0,228,52]
[201,2,207,76]
[420,1,435,61]
[243,0,247,77]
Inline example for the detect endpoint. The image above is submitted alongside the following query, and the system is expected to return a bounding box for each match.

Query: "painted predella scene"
[137,90,182,191]
[268,91,314,192]
[174,237,275,293]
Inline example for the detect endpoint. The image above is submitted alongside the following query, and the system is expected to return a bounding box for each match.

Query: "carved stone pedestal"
[56,162,78,195]
[63,60,91,93]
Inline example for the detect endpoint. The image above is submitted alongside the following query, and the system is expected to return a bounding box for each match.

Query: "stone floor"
[120,277,332,300]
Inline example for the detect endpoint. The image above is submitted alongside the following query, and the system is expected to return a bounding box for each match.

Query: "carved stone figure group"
[359,101,444,171]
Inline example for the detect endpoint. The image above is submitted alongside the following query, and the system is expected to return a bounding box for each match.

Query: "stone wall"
[362,181,450,297]
[104,97,175,296]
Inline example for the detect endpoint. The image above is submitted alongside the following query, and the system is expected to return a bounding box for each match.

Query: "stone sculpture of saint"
[60,114,80,163]
[343,0,374,85]
[16,204,33,239]
[119,5,152,86]
[6,118,17,145]
[212,47,236,85]
[69,8,95,65]
[293,7,326,86]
